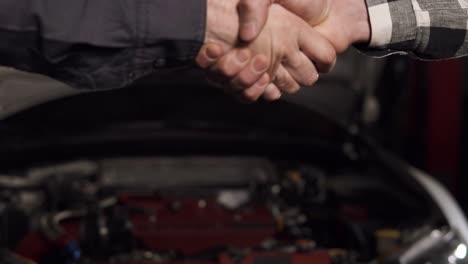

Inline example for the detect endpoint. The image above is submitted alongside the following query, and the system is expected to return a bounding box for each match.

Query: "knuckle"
[237,77,253,88]
[285,84,300,94]
[274,73,297,93]
[274,77,289,90]
[280,79,300,94]
[320,48,337,70]
[286,55,303,70]
[274,78,287,89]
[231,75,255,92]
[238,71,257,87]
[218,62,237,78]
[301,72,319,86]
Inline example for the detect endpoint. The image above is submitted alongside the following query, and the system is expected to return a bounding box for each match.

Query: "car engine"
[0,156,435,264]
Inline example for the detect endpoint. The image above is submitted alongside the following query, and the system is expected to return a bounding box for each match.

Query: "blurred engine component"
[396,229,468,264]
[0,249,36,264]
[98,157,275,191]
[0,156,439,264]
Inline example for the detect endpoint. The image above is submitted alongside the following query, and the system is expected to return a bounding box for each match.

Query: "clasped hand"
[196,0,371,102]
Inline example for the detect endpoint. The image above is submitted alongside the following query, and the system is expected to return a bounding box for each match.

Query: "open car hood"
[0,50,386,150]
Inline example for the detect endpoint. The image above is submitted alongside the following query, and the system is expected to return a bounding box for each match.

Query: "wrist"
[351,0,371,44]
[204,0,240,50]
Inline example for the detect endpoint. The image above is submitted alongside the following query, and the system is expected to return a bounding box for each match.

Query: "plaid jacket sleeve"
[361,0,468,59]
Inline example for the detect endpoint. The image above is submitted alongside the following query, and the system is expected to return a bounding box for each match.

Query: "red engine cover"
[122,194,276,254]
[16,193,277,260]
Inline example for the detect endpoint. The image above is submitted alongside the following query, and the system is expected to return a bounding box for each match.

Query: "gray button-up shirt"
[0,0,206,90]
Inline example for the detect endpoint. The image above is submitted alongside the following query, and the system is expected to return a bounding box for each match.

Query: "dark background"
[368,55,468,211]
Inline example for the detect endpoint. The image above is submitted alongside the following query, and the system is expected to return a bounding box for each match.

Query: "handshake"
[196,0,371,102]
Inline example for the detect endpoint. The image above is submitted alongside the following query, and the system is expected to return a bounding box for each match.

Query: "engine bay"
[0,157,434,264]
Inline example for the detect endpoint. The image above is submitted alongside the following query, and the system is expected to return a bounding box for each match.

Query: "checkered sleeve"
[361,0,468,59]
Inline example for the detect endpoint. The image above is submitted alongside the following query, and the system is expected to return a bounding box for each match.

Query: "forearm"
[363,0,468,59]
[0,0,206,89]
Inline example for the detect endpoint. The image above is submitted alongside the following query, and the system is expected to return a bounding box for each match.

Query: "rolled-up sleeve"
[360,0,468,59]
[0,0,206,90]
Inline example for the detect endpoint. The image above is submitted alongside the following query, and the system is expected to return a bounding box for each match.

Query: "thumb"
[195,43,224,68]
[238,0,272,42]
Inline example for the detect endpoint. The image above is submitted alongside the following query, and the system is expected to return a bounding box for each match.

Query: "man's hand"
[238,0,371,50]
[197,43,278,102]
[238,0,331,41]
[197,0,336,102]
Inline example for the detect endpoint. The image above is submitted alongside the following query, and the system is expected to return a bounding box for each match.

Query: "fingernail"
[242,21,257,40]
[271,89,282,100]
[205,45,221,60]
[253,57,268,73]
[236,49,250,63]
[329,58,337,72]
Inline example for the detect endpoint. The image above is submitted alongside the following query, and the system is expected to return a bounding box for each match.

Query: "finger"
[195,43,224,68]
[273,65,301,94]
[237,73,270,103]
[262,83,282,101]
[230,54,270,92]
[238,0,272,41]
[298,27,337,73]
[207,48,252,88]
[282,52,319,87]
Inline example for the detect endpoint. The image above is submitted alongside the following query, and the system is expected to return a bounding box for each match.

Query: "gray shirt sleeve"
[0,0,206,89]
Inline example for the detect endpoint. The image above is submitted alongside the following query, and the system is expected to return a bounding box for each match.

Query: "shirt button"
[153,58,166,68]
